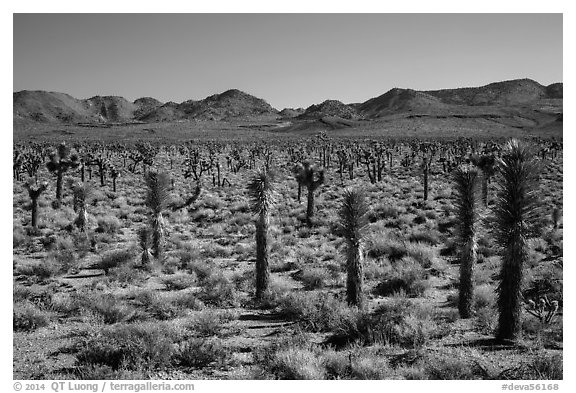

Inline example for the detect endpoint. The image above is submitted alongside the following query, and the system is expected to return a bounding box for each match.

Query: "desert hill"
[298,100,360,120]
[13,78,562,139]
[13,89,279,124]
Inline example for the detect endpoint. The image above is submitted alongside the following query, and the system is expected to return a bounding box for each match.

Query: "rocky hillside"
[424,78,558,106]
[357,79,562,119]
[13,89,279,124]
[298,100,359,120]
[358,89,448,118]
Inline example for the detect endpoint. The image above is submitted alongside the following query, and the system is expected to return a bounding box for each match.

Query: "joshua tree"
[138,226,153,266]
[293,161,325,226]
[421,153,433,201]
[453,166,480,318]
[337,188,369,307]
[24,179,48,229]
[46,143,80,207]
[247,168,277,300]
[110,166,120,192]
[144,171,171,260]
[494,139,541,342]
[72,182,94,232]
[470,154,497,207]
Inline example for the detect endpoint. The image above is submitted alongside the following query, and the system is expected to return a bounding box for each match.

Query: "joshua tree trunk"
[482,176,489,207]
[338,189,369,307]
[297,184,302,203]
[423,168,429,201]
[55,170,63,203]
[306,188,315,226]
[31,197,39,228]
[112,177,117,193]
[454,166,480,319]
[346,242,364,307]
[459,239,477,318]
[75,206,88,232]
[255,213,270,300]
[81,164,85,182]
[497,239,525,341]
[151,212,165,259]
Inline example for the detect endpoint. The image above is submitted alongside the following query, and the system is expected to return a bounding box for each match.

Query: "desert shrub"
[266,347,326,379]
[107,263,148,286]
[192,208,216,222]
[278,292,359,333]
[295,246,317,264]
[424,355,483,379]
[169,291,205,311]
[185,309,238,337]
[474,307,497,334]
[328,299,438,349]
[80,294,142,324]
[473,284,496,311]
[173,338,231,368]
[366,236,407,261]
[197,272,238,307]
[162,273,197,290]
[49,248,77,273]
[413,212,427,224]
[174,245,202,265]
[16,259,61,280]
[408,230,441,245]
[370,204,400,221]
[323,349,392,379]
[13,301,50,331]
[257,280,292,309]
[96,215,122,234]
[404,242,437,268]
[186,260,216,282]
[298,267,329,290]
[13,226,30,248]
[96,249,133,274]
[161,256,180,274]
[55,235,76,250]
[361,259,387,281]
[270,260,300,273]
[520,353,563,380]
[373,257,429,297]
[132,290,182,321]
[49,292,82,316]
[74,323,178,371]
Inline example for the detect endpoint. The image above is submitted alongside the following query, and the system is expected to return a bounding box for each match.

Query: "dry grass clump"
[13,301,50,332]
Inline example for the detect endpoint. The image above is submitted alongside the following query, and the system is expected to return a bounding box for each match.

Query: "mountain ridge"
[13,78,562,125]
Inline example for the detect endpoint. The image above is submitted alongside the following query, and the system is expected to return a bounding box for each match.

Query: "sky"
[13,13,562,109]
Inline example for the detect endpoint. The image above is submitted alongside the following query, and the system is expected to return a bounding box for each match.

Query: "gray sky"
[13,14,562,109]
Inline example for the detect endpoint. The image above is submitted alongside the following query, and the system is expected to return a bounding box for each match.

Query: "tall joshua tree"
[293,161,325,226]
[247,168,276,300]
[46,143,80,207]
[337,189,369,307]
[453,166,480,318]
[144,171,171,260]
[494,139,540,342]
[471,154,497,207]
[24,179,48,229]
